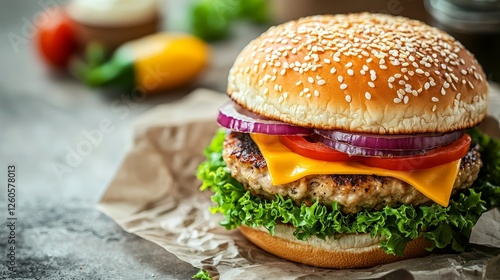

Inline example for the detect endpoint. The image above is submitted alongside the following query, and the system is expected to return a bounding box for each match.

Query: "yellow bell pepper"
[84,33,209,93]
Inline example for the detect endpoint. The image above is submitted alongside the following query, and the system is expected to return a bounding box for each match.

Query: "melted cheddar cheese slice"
[250,134,461,207]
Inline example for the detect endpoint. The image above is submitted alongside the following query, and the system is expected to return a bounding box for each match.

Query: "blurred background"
[0,0,499,279]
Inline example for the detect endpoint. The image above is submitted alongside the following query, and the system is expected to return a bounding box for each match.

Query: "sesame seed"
[283,92,288,99]
[432,97,439,102]
[324,58,331,64]
[306,93,311,98]
[296,81,301,86]
[303,88,310,93]
[368,82,375,88]
[432,105,437,112]
[338,76,344,83]
[397,89,404,99]
[388,77,395,83]
[345,95,352,102]
[333,56,340,62]
[253,59,259,64]
[443,82,450,89]
[308,77,314,83]
[280,69,286,75]
[340,83,348,90]
[365,92,371,100]
[330,67,337,74]
[394,98,402,104]
[403,95,409,104]
[317,80,326,86]
[347,69,354,76]
[371,74,377,81]
[388,83,394,89]
[314,90,320,96]
[441,87,446,95]
[424,82,430,90]
[263,88,269,95]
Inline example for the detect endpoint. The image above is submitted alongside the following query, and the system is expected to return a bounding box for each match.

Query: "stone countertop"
[1,1,499,279]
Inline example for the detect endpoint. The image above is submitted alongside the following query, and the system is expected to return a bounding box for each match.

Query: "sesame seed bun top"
[227,13,488,134]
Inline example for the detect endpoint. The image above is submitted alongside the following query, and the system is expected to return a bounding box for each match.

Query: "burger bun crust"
[227,13,488,134]
[240,224,431,269]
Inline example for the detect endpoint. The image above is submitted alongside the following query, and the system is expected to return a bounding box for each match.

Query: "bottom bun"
[239,224,431,269]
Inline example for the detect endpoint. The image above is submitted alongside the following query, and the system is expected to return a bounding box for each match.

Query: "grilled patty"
[222,132,482,214]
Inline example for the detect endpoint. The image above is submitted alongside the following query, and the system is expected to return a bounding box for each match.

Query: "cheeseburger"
[198,13,500,268]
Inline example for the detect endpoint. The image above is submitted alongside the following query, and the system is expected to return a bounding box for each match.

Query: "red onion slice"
[217,101,313,135]
[312,134,432,157]
[315,129,464,150]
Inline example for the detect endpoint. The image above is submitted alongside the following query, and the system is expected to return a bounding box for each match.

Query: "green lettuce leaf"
[192,268,211,280]
[197,128,500,255]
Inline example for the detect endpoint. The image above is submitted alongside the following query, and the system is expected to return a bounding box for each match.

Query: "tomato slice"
[279,134,471,171]
[279,135,358,161]
[362,134,471,171]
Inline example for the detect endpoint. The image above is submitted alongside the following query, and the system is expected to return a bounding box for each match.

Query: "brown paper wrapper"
[98,87,500,279]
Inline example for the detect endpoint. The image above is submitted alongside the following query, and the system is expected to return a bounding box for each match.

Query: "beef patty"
[222,132,482,214]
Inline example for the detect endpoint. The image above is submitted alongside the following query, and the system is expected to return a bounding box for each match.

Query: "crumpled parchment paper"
[97,88,500,280]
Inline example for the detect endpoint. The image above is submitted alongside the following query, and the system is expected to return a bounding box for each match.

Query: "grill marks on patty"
[222,132,482,214]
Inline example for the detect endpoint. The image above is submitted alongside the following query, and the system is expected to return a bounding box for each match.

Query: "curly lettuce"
[197,128,500,255]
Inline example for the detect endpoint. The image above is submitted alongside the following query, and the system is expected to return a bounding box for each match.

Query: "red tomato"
[279,134,471,171]
[362,134,471,171]
[36,8,77,68]
[279,135,358,162]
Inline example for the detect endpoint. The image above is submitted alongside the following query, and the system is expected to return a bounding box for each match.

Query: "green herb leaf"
[193,268,211,280]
